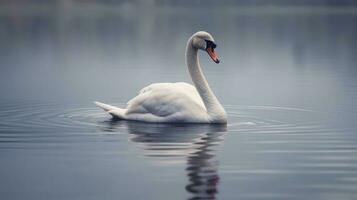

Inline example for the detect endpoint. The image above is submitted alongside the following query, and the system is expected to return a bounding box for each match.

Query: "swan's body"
[95,31,227,123]
[96,82,208,123]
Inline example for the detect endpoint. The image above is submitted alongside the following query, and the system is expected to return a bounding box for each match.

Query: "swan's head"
[191,31,220,64]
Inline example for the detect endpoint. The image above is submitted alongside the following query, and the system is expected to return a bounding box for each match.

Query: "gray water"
[1,5,357,200]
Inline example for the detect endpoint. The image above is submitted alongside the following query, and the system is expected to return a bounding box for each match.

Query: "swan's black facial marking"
[205,40,217,49]
[205,39,220,64]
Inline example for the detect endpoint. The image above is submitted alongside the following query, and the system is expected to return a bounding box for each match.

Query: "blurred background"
[1,0,357,109]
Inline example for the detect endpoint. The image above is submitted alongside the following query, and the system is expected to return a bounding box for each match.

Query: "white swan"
[95,31,227,123]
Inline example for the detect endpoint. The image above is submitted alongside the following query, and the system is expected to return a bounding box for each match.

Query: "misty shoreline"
[1,4,357,17]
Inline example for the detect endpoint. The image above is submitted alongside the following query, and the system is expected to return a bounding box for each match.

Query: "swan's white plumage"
[132,82,205,113]
[95,31,227,123]
[96,82,208,123]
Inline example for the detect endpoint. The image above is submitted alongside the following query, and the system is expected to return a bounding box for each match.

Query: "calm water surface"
[1,7,357,200]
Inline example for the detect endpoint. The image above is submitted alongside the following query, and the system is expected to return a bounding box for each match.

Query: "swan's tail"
[94,101,126,119]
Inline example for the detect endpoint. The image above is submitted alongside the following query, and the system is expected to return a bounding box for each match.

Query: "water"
[1,5,357,200]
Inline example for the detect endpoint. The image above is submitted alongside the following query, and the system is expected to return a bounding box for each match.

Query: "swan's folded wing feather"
[126,82,205,118]
[126,88,174,117]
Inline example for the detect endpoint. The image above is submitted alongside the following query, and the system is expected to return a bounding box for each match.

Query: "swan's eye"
[205,40,217,49]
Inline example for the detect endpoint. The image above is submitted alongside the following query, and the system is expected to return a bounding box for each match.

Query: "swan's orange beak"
[206,47,220,64]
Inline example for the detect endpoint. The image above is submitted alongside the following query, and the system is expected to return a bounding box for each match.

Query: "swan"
[95,31,227,123]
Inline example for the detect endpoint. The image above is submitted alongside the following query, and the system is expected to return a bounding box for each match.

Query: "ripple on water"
[0,102,347,141]
[0,102,356,198]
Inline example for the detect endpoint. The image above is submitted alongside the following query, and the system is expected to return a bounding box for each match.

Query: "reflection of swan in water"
[185,131,223,200]
[101,120,226,199]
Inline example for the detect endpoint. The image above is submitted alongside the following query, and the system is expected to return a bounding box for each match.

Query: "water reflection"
[102,120,226,200]
[185,131,223,200]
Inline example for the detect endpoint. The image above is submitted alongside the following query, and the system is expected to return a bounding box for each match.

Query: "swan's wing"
[127,83,172,106]
[125,82,205,117]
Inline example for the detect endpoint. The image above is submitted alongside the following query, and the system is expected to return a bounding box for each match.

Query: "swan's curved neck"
[186,39,225,119]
